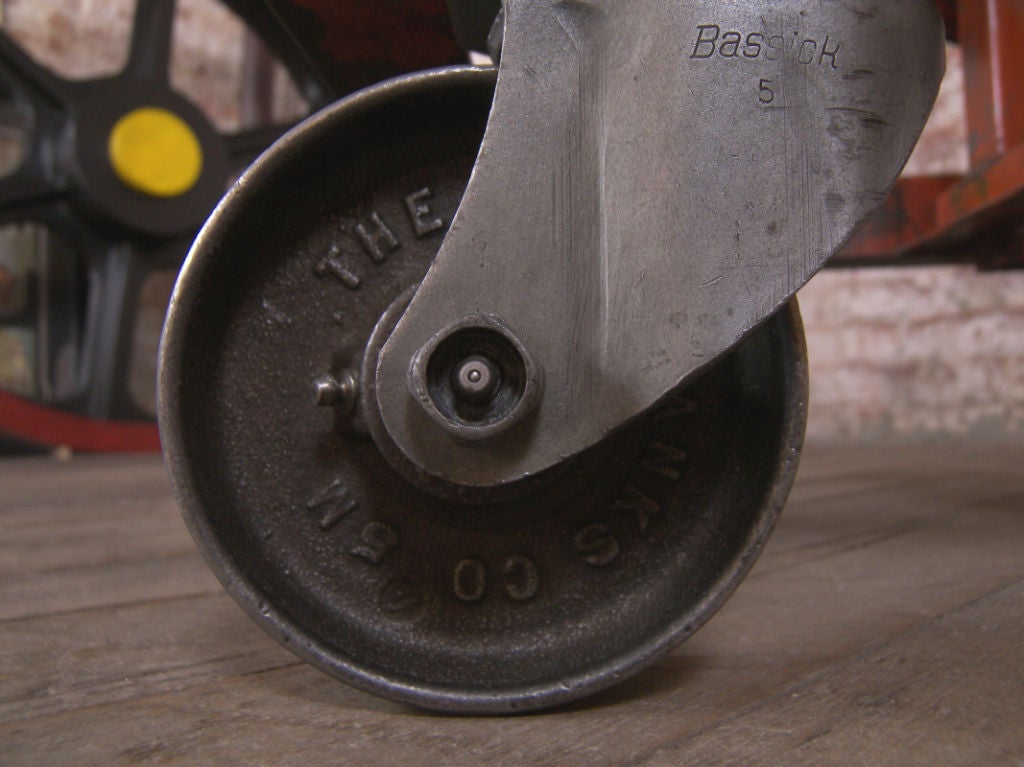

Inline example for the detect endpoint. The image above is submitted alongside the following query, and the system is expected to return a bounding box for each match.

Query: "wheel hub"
[108,106,204,199]
[69,79,229,237]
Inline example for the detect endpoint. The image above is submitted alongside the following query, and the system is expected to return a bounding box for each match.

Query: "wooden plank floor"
[1,444,1022,766]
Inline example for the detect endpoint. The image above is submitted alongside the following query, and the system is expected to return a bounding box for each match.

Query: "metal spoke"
[124,0,177,84]
[0,34,68,238]
[0,193,61,229]
[79,240,136,419]
[0,166,62,211]
[0,30,66,109]
[76,231,186,420]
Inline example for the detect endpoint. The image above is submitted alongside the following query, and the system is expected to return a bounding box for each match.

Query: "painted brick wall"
[3,4,1023,442]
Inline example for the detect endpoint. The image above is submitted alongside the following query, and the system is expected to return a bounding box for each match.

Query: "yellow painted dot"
[108,108,203,198]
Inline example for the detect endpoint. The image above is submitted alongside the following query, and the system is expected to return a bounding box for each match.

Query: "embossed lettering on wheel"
[159,68,808,714]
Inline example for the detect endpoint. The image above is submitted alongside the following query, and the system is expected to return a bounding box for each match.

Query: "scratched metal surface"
[375,0,946,487]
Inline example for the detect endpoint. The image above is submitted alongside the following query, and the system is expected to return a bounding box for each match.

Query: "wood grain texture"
[0,445,1022,766]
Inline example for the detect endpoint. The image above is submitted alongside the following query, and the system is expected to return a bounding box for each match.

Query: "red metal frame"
[0,390,161,453]
[838,0,1024,268]
[264,0,462,96]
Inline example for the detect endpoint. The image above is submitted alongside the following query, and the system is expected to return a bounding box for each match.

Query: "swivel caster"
[161,0,945,712]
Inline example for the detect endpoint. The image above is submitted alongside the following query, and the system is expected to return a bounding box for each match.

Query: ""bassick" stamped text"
[689,24,841,69]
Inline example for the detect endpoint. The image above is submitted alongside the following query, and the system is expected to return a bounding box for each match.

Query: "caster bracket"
[374,0,946,488]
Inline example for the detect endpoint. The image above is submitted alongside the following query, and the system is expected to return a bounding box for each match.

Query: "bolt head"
[408,314,544,443]
[312,371,357,412]
[312,375,341,406]
[453,355,502,403]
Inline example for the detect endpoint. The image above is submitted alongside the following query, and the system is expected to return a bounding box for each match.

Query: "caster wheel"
[160,67,808,713]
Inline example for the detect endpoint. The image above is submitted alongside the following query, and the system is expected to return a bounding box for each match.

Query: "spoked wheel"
[0,0,450,451]
[160,68,808,713]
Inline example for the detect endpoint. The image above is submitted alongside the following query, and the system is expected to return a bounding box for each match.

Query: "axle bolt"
[408,314,543,442]
[452,355,501,404]
[312,370,358,412]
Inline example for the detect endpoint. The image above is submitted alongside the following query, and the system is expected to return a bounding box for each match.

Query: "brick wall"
[801,267,1024,442]
[3,3,1023,442]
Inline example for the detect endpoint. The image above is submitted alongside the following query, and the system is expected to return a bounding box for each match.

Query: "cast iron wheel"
[159,67,809,713]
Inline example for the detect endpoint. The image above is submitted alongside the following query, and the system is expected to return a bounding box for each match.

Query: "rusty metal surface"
[835,0,1024,268]
[961,0,1024,169]
[840,177,962,264]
